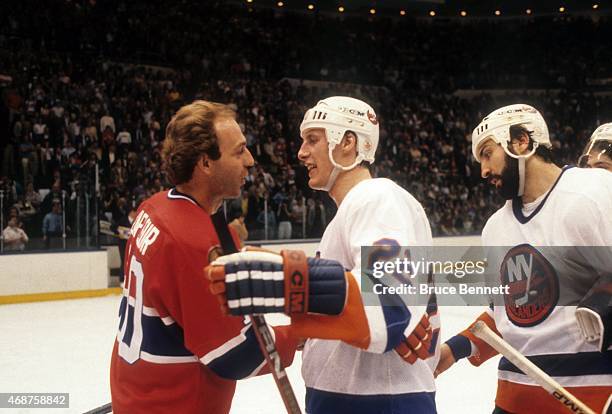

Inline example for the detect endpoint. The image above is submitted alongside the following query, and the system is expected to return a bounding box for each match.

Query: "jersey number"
[117,255,144,364]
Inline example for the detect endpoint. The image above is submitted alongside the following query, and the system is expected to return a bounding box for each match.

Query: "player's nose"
[298,142,309,162]
[244,148,255,167]
[480,164,491,180]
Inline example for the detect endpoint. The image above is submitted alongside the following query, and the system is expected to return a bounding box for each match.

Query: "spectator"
[277,198,292,239]
[23,182,42,209]
[41,181,63,215]
[42,200,63,249]
[116,127,132,155]
[2,216,28,251]
[290,197,305,238]
[2,2,612,243]
[257,193,277,239]
[100,112,116,134]
[307,198,326,238]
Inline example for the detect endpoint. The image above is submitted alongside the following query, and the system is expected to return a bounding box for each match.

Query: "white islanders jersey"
[480,166,612,412]
[302,178,439,413]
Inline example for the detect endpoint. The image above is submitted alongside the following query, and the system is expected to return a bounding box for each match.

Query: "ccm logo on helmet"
[494,107,537,116]
[500,244,559,327]
[338,107,366,117]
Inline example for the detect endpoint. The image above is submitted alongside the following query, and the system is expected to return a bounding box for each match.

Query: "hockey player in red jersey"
[435,104,612,413]
[110,100,307,413]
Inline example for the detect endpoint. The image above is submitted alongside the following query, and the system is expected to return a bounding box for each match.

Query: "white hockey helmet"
[300,96,379,191]
[472,104,551,197]
[300,96,379,164]
[579,122,612,167]
[472,104,551,162]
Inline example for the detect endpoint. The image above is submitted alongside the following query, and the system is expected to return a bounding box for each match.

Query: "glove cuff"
[446,334,473,361]
[281,250,309,314]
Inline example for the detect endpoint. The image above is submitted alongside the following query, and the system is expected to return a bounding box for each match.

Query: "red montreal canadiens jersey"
[110,189,296,414]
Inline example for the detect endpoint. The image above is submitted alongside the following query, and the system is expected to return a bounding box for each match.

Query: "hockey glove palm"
[395,314,434,364]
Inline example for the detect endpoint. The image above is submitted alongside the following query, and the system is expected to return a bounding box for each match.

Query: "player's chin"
[307,177,321,189]
[227,183,242,198]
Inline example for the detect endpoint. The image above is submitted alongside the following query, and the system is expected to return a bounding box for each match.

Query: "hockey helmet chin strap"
[501,141,539,197]
[311,143,366,192]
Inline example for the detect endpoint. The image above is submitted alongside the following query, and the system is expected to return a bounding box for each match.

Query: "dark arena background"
[0,1,611,413]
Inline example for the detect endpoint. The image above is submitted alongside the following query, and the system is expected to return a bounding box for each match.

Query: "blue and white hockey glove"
[206,250,347,317]
[575,287,612,352]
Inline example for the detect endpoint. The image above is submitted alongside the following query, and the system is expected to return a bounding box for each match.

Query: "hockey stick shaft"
[82,402,112,414]
[210,211,302,414]
[249,314,302,414]
[470,321,596,414]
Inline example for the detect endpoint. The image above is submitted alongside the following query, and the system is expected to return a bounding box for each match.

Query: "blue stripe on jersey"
[117,296,193,358]
[124,300,135,346]
[118,296,127,331]
[205,325,265,380]
[305,388,436,414]
[499,352,612,377]
[428,328,440,355]
[363,272,412,352]
[140,314,193,357]
[381,300,411,353]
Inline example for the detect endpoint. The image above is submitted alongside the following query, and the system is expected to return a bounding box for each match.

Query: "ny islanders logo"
[367,110,378,125]
[500,244,559,327]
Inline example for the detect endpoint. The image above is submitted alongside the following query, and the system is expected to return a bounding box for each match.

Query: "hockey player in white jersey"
[435,104,612,413]
[206,97,439,413]
[579,122,612,172]
[296,97,439,413]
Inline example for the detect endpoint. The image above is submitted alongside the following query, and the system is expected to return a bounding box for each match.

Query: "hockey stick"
[82,402,112,414]
[470,321,597,414]
[211,211,302,414]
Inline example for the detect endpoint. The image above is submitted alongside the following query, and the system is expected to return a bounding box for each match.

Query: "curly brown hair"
[161,100,236,185]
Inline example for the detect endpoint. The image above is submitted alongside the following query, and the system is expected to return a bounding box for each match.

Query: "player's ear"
[198,154,212,175]
[341,131,358,152]
[510,132,531,156]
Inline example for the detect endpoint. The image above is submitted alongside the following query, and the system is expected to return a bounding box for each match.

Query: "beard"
[489,154,520,200]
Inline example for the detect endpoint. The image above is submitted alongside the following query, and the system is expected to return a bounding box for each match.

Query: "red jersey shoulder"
[129,190,239,264]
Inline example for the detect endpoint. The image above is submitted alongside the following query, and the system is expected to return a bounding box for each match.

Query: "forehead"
[214,117,244,147]
[301,128,326,140]
[588,149,612,162]
[476,137,498,154]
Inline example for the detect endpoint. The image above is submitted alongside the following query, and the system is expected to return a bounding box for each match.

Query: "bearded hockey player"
[579,122,612,172]
[435,104,612,413]
[208,97,440,413]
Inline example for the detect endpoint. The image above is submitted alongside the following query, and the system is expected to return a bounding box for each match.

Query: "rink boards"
[0,236,480,304]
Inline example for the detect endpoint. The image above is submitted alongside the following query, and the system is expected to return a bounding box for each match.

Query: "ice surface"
[0,296,499,413]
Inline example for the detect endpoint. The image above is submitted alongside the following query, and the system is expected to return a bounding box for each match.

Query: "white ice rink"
[0,295,499,413]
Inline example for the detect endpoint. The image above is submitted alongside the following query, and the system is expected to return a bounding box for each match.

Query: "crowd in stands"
[1,1,612,250]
